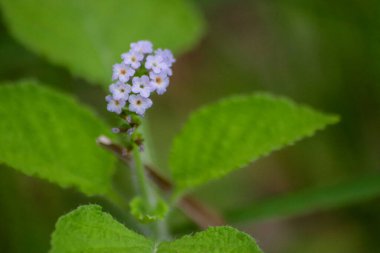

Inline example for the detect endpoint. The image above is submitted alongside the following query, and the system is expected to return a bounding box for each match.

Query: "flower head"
[129,94,153,116]
[112,63,135,82]
[106,40,175,117]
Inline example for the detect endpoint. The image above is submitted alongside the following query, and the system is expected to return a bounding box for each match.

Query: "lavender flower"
[109,81,131,100]
[106,95,126,114]
[128,94,153,116]
[130,40,153,54]
[145,55,169,74]
[149,72,169,95]
[112,63,135,82]
[122,51,144,69]
[132,75,152,98]
[127,127,135,135]
[156,49,176,67]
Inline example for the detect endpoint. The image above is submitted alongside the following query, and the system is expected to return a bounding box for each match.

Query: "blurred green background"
[0,0,379,252]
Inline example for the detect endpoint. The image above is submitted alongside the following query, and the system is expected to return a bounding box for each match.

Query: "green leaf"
[0,0,204,85]
[130,196,169,224]
[0,81,115,195]
[169,93,339,192]
[157,226,263,253]
[50,204,263,253]
[227,174,380,224]
[50,205,154,253]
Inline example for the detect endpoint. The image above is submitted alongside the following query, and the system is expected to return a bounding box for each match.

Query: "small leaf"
[50,205,154,253]
[0,0,204,85]
[169,93,339,192]
[0,82,115,195]
[227,174,380,224]
[130,196,169,223]
[158,226,263,253]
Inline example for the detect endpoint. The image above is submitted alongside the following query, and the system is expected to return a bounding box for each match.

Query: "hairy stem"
[132,143,168,240]
[132,144,152,205]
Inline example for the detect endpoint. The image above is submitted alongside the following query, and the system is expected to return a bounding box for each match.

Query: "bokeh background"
[1,0,379,252]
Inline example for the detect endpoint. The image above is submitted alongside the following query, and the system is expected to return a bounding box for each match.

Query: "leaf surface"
[170,93,339,191]
[0,82,115,195]
[158,226,263,253]
[50,205,154,253]
[0,0,204,85]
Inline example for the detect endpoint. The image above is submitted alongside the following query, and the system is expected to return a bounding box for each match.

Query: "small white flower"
[127,127,135,135]
[149,72,169,95]
[97,135,112,145]
[109,82,131,100]
[129,94,153,115]
[132,75,152,98]
[155,48,175,67]
[121,51,144,69]
[106,95,126,114]
[130,40,153,54]
[145,55,168,74]
[161,68,172,77]
[112,63,135,82]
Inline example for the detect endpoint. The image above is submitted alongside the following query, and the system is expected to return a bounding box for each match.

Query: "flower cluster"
[106,40,175,116]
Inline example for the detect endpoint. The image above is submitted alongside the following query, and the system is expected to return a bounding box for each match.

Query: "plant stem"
[132,144,153,206]
[132,143,168,240]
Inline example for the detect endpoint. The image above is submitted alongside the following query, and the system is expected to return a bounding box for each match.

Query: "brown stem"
[97,135,225,228]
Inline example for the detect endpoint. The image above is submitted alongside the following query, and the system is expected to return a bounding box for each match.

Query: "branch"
[97,135,225,229]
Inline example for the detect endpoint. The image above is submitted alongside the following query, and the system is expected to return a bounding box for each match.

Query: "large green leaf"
[169,93,339,192]
[227,174,380,224]
[0,82,115,195]
[0,0,204,85]
[50,204,263,253]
